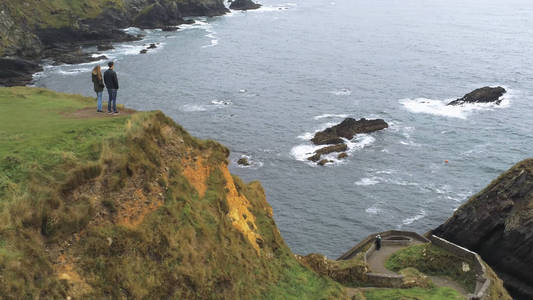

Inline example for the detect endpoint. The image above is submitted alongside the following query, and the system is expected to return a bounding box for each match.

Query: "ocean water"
[34,0,533,258]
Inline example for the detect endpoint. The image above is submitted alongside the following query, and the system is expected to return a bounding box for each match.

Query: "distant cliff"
[433,159,533,299]
[0,0,229,86]
[0,0,227,57]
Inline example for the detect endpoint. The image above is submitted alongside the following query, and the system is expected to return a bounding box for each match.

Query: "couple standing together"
[91,62,120,114]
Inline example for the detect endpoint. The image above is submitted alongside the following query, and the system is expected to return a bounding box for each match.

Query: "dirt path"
[366,244,416,274]
[63,107,136,119]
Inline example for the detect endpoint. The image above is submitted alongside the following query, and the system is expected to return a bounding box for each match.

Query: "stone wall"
[429,235,490,300]
[337,231,490,299]
[337,230,429,260]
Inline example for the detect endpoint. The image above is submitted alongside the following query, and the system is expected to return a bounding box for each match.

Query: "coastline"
[0,0,230,87]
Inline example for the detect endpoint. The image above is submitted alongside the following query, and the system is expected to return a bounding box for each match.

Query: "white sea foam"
[402,209,426,225]
[366,204,382,215]
[180,104,208,112]
[355,177,381,186]
[329,88,352,96]
[211,99,232,106]
[387,179,419,186]
[122,27,142,35]
[313,114,348,120]
[291,134,375,165]
[56,68,93,75]
[251,3,296,12]
[400,88,513,119]
[296,122,337,140]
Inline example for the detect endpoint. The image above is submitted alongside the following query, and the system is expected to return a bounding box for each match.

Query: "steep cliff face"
[0,87,345,299]
[433,159,533,299]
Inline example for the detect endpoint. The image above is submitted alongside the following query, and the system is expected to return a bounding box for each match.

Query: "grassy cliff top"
[0,87,345,299]
[2,0,124,29]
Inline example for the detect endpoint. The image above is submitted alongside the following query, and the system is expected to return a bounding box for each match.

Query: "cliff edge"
[0,87,345,299]
[433,159,533,299]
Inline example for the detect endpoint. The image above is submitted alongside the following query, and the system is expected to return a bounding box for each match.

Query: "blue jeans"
[107,89,117,112]
[96,91,103,111]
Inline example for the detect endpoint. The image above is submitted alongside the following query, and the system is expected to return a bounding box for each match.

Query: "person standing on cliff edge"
[104,61,119,115]
[91,65,105,113]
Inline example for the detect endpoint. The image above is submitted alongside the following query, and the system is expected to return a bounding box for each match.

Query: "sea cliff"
[433,159,533,299]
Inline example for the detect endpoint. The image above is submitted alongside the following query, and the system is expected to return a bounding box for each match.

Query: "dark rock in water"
[317,159,333,166]
[311,118,388,145]
[0,58,42,87]
[447,86,506,105]
[308,144,348,162]
[147,43,157,49]
[140,49,148,54]
[237,157,250,166]
[337,153,348,159]
[432,159,533,299]
[229,0,262,10]
[162,26,178,32]
[183,19,195,25]
[97,43,114,51]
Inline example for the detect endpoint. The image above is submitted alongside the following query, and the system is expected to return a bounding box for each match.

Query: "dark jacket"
[92,73,104,92]
[104,69,119,90]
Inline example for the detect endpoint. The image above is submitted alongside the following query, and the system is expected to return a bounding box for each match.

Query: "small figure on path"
[91,65,104,112]
[375,234,382,250]
[104,61,119,114]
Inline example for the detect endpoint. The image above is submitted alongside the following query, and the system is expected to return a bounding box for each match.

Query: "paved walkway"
[367,244,422,274]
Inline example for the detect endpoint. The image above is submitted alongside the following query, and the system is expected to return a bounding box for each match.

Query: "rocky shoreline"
[0,0,260,87]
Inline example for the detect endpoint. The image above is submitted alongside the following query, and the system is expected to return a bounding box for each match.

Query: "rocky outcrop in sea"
[311,118,388,146]
[229,0,262,10]
[447,86,507,105]
[307,118,388,165]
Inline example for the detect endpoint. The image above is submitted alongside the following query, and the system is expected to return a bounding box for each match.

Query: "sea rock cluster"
[307,118,388,165]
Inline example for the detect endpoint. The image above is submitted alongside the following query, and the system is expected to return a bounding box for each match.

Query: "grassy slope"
[2,0,124,29]
[0,87,344,299]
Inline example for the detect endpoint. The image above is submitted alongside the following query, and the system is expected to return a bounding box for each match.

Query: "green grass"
[261,258,345,300]
[0,87,128,200]
[364,287,465,300]
[385,244,476,293]
[3,0,124,29]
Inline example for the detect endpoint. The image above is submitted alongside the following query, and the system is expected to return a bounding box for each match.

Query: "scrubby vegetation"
[385,244,476,293]
[0,87,345,299]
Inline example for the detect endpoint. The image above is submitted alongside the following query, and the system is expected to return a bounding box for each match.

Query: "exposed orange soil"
[220,165,262,253]
[182,157,210,198]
